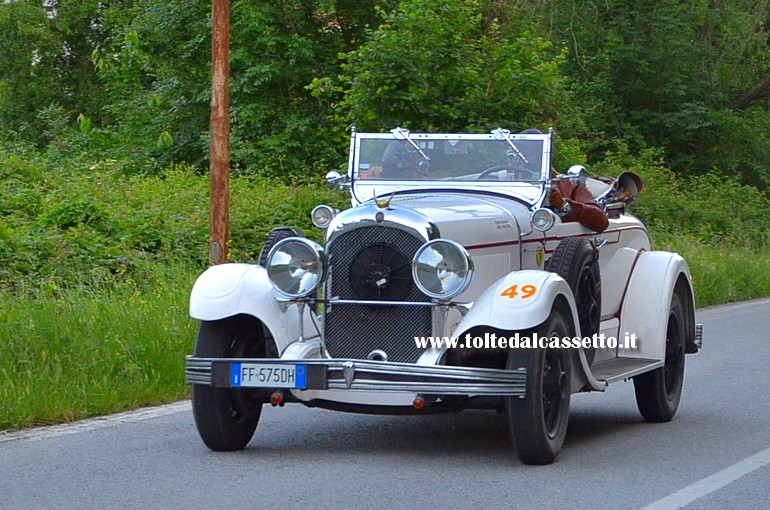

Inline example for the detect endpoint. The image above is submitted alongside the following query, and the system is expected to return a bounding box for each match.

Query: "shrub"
[0,151,346,293]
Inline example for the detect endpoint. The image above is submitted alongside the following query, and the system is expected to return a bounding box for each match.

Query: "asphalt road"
[2,299,769,510]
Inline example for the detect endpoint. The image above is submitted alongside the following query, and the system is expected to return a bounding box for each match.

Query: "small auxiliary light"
[311,205,335,229]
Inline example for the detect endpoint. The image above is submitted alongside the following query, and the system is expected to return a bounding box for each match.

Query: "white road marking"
[640,445,770,509]
[0,400,191,444]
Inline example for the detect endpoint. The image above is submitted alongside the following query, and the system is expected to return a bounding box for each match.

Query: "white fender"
[619,251,693,361]
[189,263,320,353]
[452,270,580,339]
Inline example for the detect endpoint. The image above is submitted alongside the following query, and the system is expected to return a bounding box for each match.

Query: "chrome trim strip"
[185,356,527,396]
[326,381,525,395]
[320,300,472,316]
[278,298,472,313]
[325,299,435,307]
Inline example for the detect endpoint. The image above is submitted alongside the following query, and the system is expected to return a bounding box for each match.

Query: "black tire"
[191,315,267,451]
[258,227,304,267]
[633,293,686,422]
[506,307,573,465]
[546,237,601,365]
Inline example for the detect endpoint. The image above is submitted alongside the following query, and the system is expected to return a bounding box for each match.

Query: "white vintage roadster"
[185,128,703,464]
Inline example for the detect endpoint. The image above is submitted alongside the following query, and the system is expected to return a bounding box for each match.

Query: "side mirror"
[566,165,588,186]
[326,170,350,190]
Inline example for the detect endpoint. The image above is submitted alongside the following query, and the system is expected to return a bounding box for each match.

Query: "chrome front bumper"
[185,356,527,397]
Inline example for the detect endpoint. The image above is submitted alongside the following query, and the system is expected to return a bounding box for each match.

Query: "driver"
[506,150,525,173]
[380,140,429,180]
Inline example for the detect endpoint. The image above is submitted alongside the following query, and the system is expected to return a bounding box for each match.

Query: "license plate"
[230,363,307,389]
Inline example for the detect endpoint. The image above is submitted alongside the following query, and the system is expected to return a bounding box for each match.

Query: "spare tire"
[258,227,305,267]
[545,237,601,365]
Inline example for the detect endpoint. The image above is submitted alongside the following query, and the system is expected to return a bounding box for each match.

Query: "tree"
[0,1,60,145]
[525,0,770,186]
[336,1,580,130]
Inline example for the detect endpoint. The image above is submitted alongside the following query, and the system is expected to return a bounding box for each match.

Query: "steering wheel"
[476,165,538,181]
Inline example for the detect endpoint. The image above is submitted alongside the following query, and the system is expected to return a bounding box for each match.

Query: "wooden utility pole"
[209,0,230,264]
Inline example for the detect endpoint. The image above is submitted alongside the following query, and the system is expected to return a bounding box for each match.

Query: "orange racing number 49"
[500,284,537,299]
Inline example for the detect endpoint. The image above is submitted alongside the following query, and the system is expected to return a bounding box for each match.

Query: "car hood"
[327,193,531,247]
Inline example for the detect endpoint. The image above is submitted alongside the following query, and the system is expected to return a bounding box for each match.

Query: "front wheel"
[191,315,267,451]
[633,293,686,422]
[506,307,573,465]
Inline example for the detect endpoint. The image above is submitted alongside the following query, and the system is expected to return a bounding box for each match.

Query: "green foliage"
[696,108,770,189]
[334,1,579,134]
[648,231,770,307]
[593,145,770,249]
[0,149,345,293]
[3,0,770,188]
[0,150,348,429]
[525,0,770,184]
[0,1,59,144]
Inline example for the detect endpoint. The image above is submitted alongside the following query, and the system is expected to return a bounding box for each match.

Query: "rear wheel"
[506,307,573,465]
[191,315,267,451]
[633,293,686,422]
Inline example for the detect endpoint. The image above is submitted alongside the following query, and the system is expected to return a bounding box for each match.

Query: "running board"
[589,358,663,384]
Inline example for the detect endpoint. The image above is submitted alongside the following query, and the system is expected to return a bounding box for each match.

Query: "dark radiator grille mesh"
[324,226,431,363]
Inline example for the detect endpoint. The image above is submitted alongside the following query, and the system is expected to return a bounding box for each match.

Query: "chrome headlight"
[311,205,335,229]
[412,239,474,300]
[531,207,557,232]
[266,238,326,298]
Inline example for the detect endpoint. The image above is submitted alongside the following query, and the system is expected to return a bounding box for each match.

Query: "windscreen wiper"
[491,128,528,165]
[390,127,431,163]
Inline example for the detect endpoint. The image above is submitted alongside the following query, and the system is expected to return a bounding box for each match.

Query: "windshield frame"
[348,130,553,207]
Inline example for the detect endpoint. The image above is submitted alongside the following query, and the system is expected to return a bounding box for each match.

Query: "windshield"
[353,133,548,183]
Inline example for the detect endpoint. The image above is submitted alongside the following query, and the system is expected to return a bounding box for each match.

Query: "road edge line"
[0,400,191,444]
[640,445,770,509]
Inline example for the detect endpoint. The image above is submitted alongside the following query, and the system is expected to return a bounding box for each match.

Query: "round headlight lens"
[266,238,326,298]
[311,205,335,229]
[532,207,557,232]
[412,239,474,300]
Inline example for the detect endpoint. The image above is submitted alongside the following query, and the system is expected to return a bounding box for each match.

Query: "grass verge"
[652,234,770,307]
[0,264,197,430]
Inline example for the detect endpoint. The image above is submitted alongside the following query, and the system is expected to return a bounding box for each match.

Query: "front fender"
[189,263,319,353]
[452,270,580,339]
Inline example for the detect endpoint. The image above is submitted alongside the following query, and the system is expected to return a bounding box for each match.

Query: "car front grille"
[324,225,431,363]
